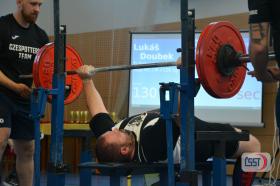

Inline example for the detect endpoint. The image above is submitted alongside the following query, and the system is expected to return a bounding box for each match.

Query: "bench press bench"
[79,130,249,186]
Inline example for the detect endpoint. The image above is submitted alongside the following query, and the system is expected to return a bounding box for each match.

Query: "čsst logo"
[241,152,271,172]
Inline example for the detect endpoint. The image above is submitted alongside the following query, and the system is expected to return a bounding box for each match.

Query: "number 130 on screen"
[132,87,158,99]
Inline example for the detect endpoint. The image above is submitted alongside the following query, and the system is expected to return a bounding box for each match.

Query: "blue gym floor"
[38,174,278,186]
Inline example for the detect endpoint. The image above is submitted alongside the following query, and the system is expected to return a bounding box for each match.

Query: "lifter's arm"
[77,65,108,117]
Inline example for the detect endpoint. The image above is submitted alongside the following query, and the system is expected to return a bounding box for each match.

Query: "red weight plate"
[33,46,44,87]
[35,43,84,104]
[33,43,50,88]
[196,23,213,91]
[196,23,226,98]
[201,24,223,98]
[196,21,246,98]
[64,45,84,104]
[196,23,222,97]
[33,46,40,87]
[32,59,39,87]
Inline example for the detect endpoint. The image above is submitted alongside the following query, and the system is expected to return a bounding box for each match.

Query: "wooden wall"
[37,12,279,177]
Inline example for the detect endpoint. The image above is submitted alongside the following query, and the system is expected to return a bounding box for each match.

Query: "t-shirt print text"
[9,43,39,60]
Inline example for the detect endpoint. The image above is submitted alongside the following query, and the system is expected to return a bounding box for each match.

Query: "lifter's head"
[15,0,43,26]
[95,128,136,162]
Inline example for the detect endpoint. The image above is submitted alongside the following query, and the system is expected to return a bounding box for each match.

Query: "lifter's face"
[103,128,136,159]
[104,128,135,147]
[17,0,43,23]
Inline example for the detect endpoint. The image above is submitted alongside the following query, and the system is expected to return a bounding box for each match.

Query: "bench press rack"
[78,5,249,186]
[30,0,250,186]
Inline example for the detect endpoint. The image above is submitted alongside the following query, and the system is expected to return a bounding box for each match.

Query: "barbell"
[19,61,178,79]
[20,21,276,104]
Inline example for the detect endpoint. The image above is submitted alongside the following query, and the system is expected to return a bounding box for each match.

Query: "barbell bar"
[19,61,178,79]
[63,61,179,75]
[19,49,276,79]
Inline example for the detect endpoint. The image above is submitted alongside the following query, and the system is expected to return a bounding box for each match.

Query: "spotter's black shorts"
[0,93,34,140]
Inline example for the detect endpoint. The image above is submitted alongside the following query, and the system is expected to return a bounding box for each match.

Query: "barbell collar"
[239,53,276,63]
[216,44,277,77]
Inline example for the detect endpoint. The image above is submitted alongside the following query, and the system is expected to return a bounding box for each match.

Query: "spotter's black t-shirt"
[0,14,49,103]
